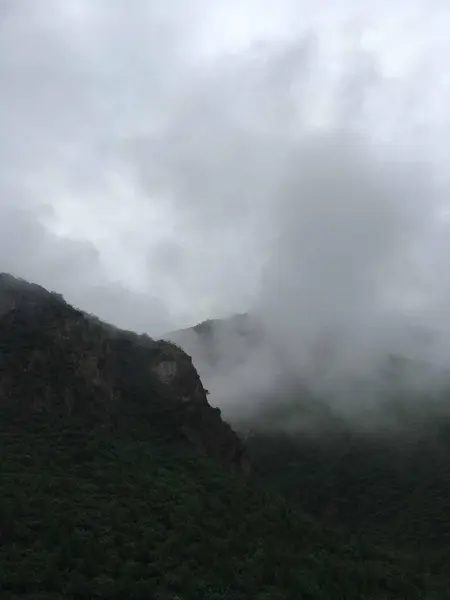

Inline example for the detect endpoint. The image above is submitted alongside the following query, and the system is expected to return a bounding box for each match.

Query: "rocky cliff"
[0,274,248,471]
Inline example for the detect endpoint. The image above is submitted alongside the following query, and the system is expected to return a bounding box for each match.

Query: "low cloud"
[3,1,450,413]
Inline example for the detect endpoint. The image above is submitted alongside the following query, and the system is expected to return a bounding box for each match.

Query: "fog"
[2,2,450,426]
[168,131,450,426]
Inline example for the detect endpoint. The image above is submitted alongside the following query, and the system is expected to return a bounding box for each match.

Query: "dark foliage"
[1,417,448,599]
[0,277,246,468]
[1,277,450,598]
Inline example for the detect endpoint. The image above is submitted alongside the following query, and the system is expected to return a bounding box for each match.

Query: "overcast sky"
[2,0,450,337]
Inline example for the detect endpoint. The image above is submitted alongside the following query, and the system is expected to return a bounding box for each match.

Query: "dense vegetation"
[234,391,450,599]
[237,384,450,543]
[246,424,450,547]
[0,279,246,468]
[2,414,449,600]
[2,279,450,598]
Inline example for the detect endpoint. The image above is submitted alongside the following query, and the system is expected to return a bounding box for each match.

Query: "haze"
[2,1,450,420]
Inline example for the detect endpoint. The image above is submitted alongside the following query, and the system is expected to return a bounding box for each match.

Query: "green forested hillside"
[2,279,450,598]
[238,386,450,548]
[246,425,450,548]
[1,415,449,600]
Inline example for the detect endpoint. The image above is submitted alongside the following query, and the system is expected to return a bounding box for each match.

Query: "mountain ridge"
[0,273,248,471]
[170,312,450,552]
[2,275,450,597]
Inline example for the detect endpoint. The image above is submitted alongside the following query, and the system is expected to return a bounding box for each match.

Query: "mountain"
[165,312,288,420]
[166,312,265,373]
[0,274,248,471]
[170,314,450,550]
[1,276,450,598]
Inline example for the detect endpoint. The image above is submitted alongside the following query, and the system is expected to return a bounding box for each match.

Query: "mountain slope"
[1,276,450,598]
[170,314,450,550]
[1,418,448,600]
[0,274,247,470]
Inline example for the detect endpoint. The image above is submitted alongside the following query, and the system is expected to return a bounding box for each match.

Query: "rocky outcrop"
[0,273,248,471]
[149,340,249,471]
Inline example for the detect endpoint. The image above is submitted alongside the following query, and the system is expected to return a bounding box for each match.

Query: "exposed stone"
[153,360,178,385]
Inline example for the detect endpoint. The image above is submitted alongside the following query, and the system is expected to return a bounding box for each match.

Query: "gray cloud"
[168,130,449,420]
[0,0,193,334]
[2,0,450,369]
